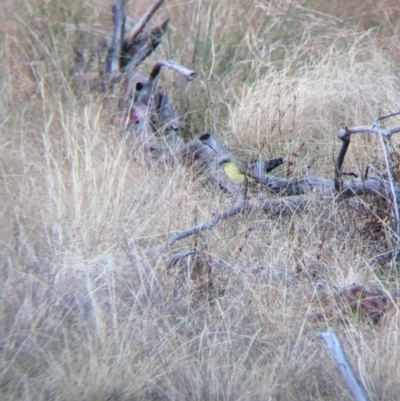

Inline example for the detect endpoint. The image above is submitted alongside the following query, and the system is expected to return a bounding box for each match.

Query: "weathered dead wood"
[336,112,400,236]
[167,195,312,245]
[122,19,169,72]
[250,158,284,174]
[125,0,166,44]
[100,1,400,262]
[195,134,400,200]
[199,134,283,174]
[199,133,234,159]
[317,329,371,401]
[166,126,400,246]
[149,59,196,82]
[103,0,170,75]
[260,195,310,214]
[106,0,126,74]
[338,122,400,140]
[168,198,246,246]
[249,165,334,195]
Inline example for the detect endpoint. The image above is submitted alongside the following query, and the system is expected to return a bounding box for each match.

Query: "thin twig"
[376,111,400,122]
[317,329,371,401]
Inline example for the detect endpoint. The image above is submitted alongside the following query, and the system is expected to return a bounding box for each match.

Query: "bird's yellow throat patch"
[221,161,245,184]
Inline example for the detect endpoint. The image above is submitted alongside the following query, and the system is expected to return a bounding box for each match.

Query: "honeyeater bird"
[219,158,245,185]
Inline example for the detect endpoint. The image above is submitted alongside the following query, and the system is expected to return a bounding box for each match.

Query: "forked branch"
[338,111,400,139]
[336,112,400,236]
[125,0,166,44]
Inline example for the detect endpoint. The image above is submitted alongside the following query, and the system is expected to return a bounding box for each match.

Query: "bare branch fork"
[105,0,178,77]
[167,195,310,246]
[99,3,400,261]
[126,0,165,44]
[168,112,400,246]
[336,111,400,238]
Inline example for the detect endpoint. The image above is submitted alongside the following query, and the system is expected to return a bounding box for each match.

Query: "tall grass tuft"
[1,0,400,399]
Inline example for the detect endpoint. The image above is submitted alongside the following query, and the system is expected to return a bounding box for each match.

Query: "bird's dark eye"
[136,82,144,91]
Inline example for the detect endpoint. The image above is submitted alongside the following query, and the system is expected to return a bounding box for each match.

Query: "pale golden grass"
[1,0,400,400]
[228,35,400,177]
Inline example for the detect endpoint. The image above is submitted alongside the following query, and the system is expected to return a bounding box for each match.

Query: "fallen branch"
[197,135,400,199]
[168,199,246,246]
[250,158,284,174]
[260,195,310,214]
[167,195,312,245]
[317,328,371,401]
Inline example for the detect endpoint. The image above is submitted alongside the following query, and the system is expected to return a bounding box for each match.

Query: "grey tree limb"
[167,195,312,245]
[106,0,126,74]
[196,134,400,199]
[168,200,246,246]
[317,329,371,401]
[149,59,196,82]
[123,19,169,72]
[336,113,400,236]
[125,0,166,44]
[338,125,400,138]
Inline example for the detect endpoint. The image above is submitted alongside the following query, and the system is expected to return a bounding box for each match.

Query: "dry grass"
[1,0,400,400]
